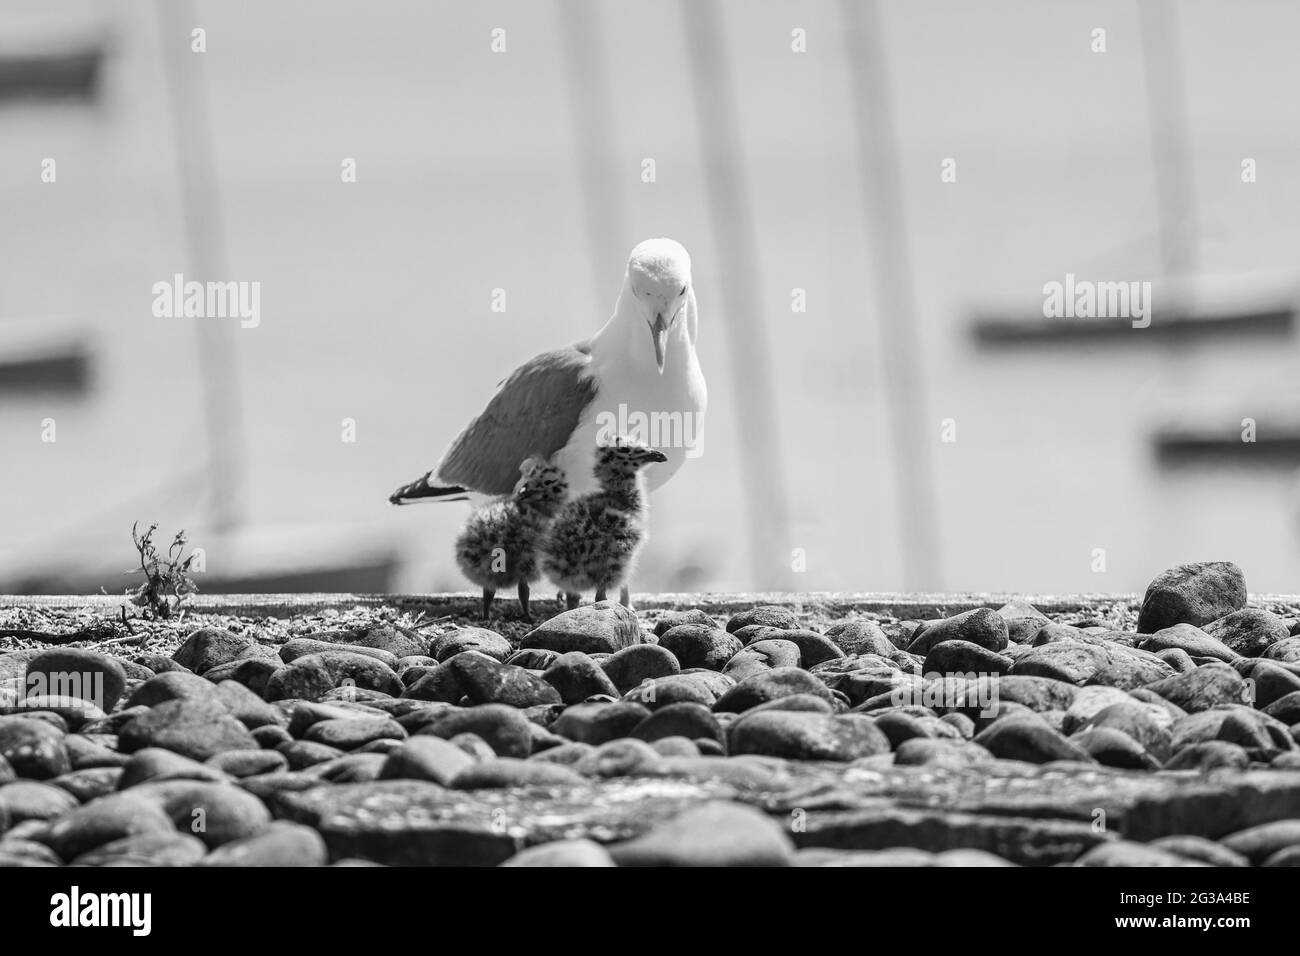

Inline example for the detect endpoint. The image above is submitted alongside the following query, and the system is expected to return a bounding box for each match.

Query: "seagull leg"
[594,587,607,603]
[481,588,495,620]
[565,591,581,610]
[517,581,532,623]
[619,584,633,609]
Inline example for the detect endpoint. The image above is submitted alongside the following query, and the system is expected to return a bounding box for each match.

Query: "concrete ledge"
[0,590,1155,619]
[8,590,1300,619]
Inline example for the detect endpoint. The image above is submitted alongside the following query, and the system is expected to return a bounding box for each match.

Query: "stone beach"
[4,560,1300,867]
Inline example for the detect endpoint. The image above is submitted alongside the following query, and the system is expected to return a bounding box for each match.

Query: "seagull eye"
[679,285,687,295]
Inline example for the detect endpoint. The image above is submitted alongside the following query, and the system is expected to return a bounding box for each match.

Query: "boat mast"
[156,0,244,533]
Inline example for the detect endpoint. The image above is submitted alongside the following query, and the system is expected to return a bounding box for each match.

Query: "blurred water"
[2,0,1300,595]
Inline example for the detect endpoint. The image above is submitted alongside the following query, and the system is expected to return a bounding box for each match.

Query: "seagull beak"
[650,315,669,374]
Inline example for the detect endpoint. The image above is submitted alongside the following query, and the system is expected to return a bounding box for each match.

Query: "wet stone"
[1137,561,1248,634]
[600,644,680,695]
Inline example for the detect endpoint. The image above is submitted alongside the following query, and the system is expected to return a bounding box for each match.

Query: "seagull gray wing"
[434,343,598,496]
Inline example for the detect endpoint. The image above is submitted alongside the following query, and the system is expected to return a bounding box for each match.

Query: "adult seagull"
[390,238,707,592]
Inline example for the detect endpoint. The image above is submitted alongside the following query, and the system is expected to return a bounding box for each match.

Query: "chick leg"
[566,591,581,610]
[481,588,496,620]
[619,584,632,609]
[517,580,532,623]
[594,587,607,603]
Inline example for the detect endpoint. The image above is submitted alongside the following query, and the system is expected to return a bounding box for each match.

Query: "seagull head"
[625,238,692,375]
[593,437,669,487]
[513,456,568,515]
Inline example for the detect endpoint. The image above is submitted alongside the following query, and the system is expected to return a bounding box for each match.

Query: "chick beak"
[648,450,668,464]
[650,315,669,374]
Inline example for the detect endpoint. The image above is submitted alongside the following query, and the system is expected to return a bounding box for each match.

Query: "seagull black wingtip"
[388,476,470,505]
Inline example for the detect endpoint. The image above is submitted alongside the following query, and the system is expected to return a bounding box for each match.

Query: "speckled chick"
[455,456,568,621]
[541,438,668,609]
